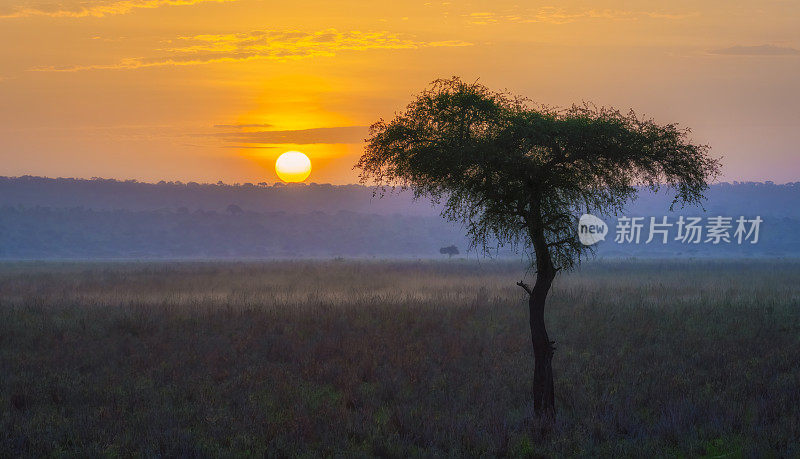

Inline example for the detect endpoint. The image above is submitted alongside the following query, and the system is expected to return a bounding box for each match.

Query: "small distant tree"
[356,77,719,418]
[439,245,460,258]
[226,204,243,215]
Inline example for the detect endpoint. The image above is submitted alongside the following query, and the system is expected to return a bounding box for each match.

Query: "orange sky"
[1,0,799,184]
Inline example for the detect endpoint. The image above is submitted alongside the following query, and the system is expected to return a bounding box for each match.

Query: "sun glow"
[275,151,312,182]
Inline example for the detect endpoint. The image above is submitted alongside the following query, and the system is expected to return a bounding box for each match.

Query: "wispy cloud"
[204,126,369,145]
[31,29,472,72]
[0,0,235,18]
[708,45,800,56]
[467,7,697,25]
[214,123,274,129]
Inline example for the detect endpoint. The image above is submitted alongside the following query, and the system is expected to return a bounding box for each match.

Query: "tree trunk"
[529,271,555,418]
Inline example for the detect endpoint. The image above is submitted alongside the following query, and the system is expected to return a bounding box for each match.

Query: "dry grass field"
[1,259,799,456]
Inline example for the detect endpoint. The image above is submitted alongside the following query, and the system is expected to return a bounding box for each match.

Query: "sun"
[275,151,312,183]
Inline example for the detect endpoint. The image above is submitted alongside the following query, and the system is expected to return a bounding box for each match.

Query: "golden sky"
[1,0,798,184]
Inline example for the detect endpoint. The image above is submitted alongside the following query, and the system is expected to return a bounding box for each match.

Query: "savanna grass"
[1,259,799,456]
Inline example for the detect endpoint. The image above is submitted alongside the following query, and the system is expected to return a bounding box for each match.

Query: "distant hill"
[2,176,799,218]
[0,176,798,259]
[0,176,440,216]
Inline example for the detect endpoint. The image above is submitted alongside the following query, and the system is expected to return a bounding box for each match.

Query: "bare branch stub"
[516,281,533,296]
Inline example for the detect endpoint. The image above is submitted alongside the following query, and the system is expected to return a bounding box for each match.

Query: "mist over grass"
[2,259,799,456]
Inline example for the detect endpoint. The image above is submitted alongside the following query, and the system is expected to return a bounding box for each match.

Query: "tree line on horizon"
[0,176,798,217]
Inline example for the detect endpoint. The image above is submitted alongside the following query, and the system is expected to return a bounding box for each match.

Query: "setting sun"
[275,151,312,182]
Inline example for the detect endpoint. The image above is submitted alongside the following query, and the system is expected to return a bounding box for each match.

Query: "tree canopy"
[357,77,720,272]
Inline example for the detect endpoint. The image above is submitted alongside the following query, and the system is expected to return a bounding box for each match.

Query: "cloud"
[466,7,697,25]
[30,29,473,72]
[708,45,800,56]
[214,123,274,129]
[0,0,235,18]
[206,126,369,145]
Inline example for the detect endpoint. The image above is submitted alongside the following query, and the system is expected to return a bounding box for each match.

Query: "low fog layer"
[0,177,798,259]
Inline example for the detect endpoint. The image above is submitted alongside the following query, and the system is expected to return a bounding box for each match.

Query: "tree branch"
[547,237,574,247]
[516,281,533,296]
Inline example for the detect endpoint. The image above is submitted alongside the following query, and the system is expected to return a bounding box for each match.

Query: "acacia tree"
[439,245,459,258]
[356,77,720,417]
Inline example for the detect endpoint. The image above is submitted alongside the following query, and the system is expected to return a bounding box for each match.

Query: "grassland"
[1,259,799,457]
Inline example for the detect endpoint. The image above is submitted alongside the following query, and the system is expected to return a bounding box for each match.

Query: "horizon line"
[1,174,799,187]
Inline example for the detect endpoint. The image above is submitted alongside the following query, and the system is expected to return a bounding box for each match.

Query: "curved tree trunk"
[522,200,557,418]
[529,271,555,418]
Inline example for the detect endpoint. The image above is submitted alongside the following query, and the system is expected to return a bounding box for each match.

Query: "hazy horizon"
[1,176,797,259]
[5,174,800,187]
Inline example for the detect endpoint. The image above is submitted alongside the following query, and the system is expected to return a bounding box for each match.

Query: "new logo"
[578,214,608,246]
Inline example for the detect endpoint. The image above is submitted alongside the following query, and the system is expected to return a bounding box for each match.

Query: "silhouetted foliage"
[439,245,459,257]
[357,77,721,417]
